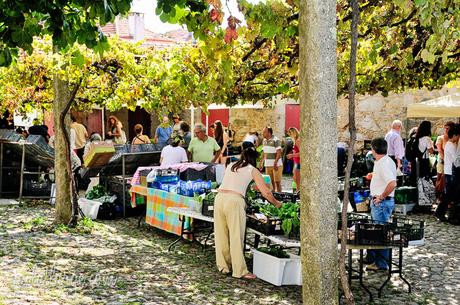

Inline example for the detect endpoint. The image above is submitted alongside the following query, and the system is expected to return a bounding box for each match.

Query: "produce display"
[200,191,217,217]
[86,185,107,200]
[246,191,300,237]
[257,246,290,259]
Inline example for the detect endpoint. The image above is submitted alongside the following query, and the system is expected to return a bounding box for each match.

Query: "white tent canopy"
[407,93,460,118]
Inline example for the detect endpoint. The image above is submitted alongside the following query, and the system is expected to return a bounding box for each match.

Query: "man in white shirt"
[367,137,396,271]
[384,120,405,169]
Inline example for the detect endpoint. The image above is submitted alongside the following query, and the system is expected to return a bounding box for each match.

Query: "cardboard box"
[83,142,115,168]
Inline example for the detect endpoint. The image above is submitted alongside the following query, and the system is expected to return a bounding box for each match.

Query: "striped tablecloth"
[129,185,201,236]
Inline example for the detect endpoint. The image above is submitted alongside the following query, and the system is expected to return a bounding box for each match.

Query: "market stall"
[0,130,54,201]
[406,94,460,118]
[129,162,224,235]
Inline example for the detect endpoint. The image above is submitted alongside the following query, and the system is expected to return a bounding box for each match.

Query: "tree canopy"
[1,0,458,116]
[156,0,459,97]
[0,0,133,66]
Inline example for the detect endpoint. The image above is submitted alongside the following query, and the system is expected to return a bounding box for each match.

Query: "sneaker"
[366,263,388,271]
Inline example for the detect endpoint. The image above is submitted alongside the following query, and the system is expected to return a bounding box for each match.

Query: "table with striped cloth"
[129,185,201,236]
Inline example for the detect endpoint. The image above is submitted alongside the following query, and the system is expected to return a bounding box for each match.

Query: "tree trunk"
[53,75,72,224]
[338,0,360,304]
[299,0,338,304]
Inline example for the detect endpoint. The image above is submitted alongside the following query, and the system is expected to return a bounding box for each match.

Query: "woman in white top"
[415,120,434,178]
[436,124,460,220]
[215,147,281,279]
[435,122,456,202]
[160,136,188,166]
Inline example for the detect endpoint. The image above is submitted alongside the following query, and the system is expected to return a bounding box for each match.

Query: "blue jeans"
[368,198,394,269]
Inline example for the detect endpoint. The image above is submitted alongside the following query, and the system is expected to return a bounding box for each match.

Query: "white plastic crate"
[394,203,416,215]
[252,249,302,286]
[78,198,102,220]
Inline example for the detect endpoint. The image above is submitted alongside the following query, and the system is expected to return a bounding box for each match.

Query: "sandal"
[242,273,257,280]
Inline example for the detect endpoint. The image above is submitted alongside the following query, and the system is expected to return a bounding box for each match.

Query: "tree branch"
[59,78,83,227]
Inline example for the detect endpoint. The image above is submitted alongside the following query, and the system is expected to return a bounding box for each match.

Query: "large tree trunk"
[299,0,338,304]
[53,75,72,224]
[338,0,360,304]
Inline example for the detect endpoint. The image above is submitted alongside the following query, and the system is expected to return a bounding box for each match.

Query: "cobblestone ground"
[0,198,459,305]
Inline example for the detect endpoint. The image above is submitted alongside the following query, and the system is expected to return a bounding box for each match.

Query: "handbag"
[417,176,436,206]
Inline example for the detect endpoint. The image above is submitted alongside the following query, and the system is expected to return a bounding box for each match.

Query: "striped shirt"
[263,136,283,167]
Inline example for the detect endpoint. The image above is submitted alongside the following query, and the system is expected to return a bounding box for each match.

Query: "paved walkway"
[0,200,458,304]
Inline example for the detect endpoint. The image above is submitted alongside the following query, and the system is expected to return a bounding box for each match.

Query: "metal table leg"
[398,246,412,293]
[359,250,373,302]
[378,248,393,297]
[168,215,186,251]
[18,144,26,204]
[122,154,126,218]
[0,142,3,197]
[202,224,214,250]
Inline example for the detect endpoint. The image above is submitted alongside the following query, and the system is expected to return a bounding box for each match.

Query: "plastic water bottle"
[292,181,297,193]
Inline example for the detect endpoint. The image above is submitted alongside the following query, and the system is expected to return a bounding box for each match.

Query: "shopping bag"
[417,177,435,206]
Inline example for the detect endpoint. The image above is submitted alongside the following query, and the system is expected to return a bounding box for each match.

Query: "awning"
[407,94,460,118]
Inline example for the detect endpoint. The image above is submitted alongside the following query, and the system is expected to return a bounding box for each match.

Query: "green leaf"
[420,49,436,64]
[71,50,85,67]
[414,0,427,6]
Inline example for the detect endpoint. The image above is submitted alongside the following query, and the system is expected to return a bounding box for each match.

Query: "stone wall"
[337,86,460,143]
[229,108,281,143]
[100,84,459,145]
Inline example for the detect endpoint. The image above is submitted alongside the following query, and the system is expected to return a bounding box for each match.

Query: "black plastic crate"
[180,164,216,182]
[337,213,371,230]
[272,192,298,202]
[355,222,388,246]
[201,198,214,217]
[339,219,409,247]
[390,216,425,241]
[247,215,282,235]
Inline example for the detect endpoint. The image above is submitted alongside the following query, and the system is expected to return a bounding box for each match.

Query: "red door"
[201,109,229,136]
[285,104,300,132]
[87,109,103,136]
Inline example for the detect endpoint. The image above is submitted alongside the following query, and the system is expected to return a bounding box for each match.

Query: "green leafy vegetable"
[257,246,290,259]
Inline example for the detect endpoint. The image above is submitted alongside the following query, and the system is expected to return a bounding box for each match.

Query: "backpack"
[405,135,421,162]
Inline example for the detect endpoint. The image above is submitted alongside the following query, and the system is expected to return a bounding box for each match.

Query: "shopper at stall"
[188,123,221,163]
[286,127,301,193]
[435,121,455,203]
[154,116,173,147]
[214,120,229,164]
[435,124,460,221]
[226,123,235,146]
[180,122,192,149]
[160,136,188,166]
[408,121,434,184]
[208,123,216,138]
[366,137,396,271]
[259,126,283,192]
[384,119,405,169]
[107,115,126,144]
[132,124,151,145]
[242,132,258,149]
[172,114,183,136]
[71,115,88,162]
[28,119,50,143]
[215,147,281,279]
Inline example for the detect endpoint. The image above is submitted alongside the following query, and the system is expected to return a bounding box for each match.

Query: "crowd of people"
[377,119,460,223]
